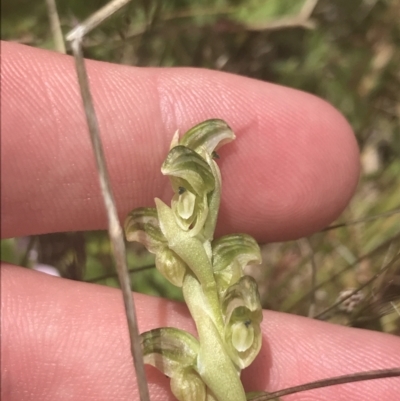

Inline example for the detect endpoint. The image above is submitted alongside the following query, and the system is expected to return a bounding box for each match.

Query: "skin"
[1,41,399,401]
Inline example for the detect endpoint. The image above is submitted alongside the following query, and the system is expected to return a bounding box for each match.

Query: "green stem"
[156,198,224,332]
[183,273,246,401]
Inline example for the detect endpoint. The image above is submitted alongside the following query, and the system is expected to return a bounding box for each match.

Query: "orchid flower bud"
[167,119,235,239]
[141,328,209,401]
[124,207,188,287]
[212,234,262,296]
[124,207,166,253]
[162,145,215,195]
[221,276,263,369]
[155,247,188,287]
[162,146,215,236]
[141,327,199,377]
[179,119,236,157]
[170,368,207,401]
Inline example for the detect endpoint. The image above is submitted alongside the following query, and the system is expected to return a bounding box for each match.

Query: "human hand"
[2,41,399,401]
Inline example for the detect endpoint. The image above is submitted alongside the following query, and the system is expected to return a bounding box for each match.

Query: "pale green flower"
[212,234,262,296]
[162,145,215,237]
[163,119,236,239]
[221,276,263,369]
[124,207,165,253]
[124,207,188,287]
[141,326,228,401]
[124,120,263,401]
[155,247,189,287]
[141,327,199,375]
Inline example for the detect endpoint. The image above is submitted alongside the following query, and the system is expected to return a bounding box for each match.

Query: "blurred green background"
[2,0,400,334]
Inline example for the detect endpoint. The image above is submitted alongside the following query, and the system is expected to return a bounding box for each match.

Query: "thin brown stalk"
[67,36,150,401]
[66,0,132,42]
[322,207,400,231]
[296,238,318,318]
[249,367,400,400]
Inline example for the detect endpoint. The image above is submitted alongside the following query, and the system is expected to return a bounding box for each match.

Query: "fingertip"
[217,87,360,240]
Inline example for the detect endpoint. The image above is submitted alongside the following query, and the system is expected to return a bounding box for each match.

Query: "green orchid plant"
[124,119,263,401]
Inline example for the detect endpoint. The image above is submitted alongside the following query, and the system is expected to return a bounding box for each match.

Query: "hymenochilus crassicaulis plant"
[124,119,263,401]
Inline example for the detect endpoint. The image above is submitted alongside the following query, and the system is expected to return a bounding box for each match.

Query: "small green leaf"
[141,327,200,377]
[179,119,236,156]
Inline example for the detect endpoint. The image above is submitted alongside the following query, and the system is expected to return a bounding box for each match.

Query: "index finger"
[1,41,359,240]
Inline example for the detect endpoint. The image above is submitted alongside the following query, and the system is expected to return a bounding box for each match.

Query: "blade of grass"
[45,0,66,53]
[322,207,400,231]
[314,251,400,320]
[285,231,400,313]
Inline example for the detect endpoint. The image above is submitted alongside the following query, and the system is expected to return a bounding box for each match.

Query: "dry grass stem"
[66,35,150,401]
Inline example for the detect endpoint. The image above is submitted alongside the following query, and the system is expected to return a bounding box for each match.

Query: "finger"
[2,265,399,401]
[1,41,359,241]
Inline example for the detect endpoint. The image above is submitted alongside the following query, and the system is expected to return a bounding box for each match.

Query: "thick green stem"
[183,273,246,401]
[156,198,224,333]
